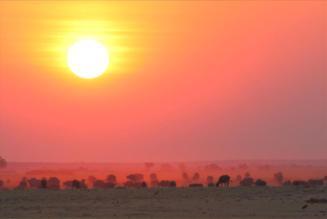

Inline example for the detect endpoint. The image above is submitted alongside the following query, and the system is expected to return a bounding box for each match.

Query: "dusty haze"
[0,1,326,162]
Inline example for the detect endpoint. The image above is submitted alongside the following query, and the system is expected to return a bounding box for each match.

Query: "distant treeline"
[0,172,326,190]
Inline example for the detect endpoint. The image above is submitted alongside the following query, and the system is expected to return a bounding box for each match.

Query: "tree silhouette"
[72,179,81,189]
[48,177,60,189]
[274,172,284,185]
[308,179,323,186]
[125,173,146,188]
[126,174,144,183]
[292,180,308,186]
[150,173,159,187]
[192,172,200,182]
[40,178,47,189]
[17,177,28,189]
[244,172,251,178]
[240,177,254,186]
[106,174,117,184]
[255,179,267,186]
[182,172,190,185]
[0,157,7,168]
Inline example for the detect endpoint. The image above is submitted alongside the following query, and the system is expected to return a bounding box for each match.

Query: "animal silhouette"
[216,175,230,187]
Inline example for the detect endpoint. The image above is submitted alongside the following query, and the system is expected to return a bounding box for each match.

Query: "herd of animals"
[0,172,326,190]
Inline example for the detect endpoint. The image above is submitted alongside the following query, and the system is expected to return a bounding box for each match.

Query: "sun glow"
[67,39,109,79]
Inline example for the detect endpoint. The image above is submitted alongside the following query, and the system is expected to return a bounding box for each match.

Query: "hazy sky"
[0,1,326,162]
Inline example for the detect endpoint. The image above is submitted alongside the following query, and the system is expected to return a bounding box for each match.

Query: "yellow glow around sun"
[67,39,109,79]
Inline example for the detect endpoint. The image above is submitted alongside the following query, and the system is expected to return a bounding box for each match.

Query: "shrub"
[126,174,144,183]
[158,180,176,188]
[189,183,203,188]
[240,177,254,187]
[292,180,308,186]
[255,179,267,186]
[308,179,324,186]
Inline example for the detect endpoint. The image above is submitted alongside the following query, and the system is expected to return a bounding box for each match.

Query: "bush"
[255,179,267,186]
[308,179,324,186]
[106,174,117,184]
[158,180,176,188]
[126,174,144,183]
[283,180,292,186]
[292,180,308,186]
[189,183,203,188]
[240,177,254,186]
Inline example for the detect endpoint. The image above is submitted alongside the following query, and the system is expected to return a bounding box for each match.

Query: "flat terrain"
[0,187,326,219]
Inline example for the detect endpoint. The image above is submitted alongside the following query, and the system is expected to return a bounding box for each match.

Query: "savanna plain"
[0,186,327,219]
[1,161,327,219]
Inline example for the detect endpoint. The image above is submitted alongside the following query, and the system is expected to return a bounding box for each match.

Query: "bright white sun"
[67,39,109,79]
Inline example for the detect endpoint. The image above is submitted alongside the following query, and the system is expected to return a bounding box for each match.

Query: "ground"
[0,187,326,219]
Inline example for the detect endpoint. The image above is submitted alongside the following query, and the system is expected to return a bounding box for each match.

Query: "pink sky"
[0,1,326,162]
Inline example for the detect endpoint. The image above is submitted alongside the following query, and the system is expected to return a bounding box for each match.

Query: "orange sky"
[0,1,326,162]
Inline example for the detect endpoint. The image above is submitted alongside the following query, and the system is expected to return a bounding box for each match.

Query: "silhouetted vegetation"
[28,178,42,189]
[255,179,267,186]
[106,174,117,187]
[182,172,190,185]
[192,172,200,183]
[283,180,292,186]
[48,177,60,189]
[127,174,144,183]
[2,162,327,191]
[63,179,87,189]
[17,177,28,190]
[150,173,159,187]
[0,157,7,168]
[244,172,251,178]
[240,177,254,187]
[274,172,284,185]
[189,183,203,187]
[125,173,147,188]
[40,178,47,189]
[158,180,176,188]
[292,180,308,186]
[307,179,324,187]
[93,179,107,189]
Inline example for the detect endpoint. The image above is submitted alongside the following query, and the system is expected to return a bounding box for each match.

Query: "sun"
[67,39,109,79]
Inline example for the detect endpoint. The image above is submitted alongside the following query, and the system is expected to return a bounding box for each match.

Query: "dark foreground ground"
[0,187,326,219]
